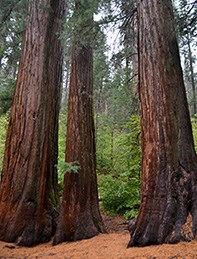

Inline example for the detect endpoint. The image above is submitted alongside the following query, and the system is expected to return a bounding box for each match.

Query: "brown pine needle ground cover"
[0,214,197,259]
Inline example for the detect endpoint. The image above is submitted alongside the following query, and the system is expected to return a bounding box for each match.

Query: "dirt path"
[0,215,197,258]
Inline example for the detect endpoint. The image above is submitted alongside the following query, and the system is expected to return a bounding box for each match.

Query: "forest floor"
[0,213,197,259]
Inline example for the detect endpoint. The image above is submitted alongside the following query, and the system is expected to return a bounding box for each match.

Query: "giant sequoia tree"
[128,0,197,246]
[53,0,106,245]
[0,0,65,246]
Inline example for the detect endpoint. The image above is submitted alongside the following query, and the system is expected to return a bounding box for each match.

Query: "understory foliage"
[97,115,141,219]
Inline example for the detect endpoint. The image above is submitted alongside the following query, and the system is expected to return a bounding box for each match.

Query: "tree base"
[128,214,195,247]
[53,210,106,246]
[128,167,197,247]
[0,204,58,247]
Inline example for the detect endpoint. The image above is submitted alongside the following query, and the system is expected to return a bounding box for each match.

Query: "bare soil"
[0,214,197,259]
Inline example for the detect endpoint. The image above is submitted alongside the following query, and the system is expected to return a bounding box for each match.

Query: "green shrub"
[99,174,140,219]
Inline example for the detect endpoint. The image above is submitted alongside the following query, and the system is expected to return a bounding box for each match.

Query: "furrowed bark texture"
[0,0,65,247]
[53,2,105,245]
[128,0,197,247]
[53,44,106,245]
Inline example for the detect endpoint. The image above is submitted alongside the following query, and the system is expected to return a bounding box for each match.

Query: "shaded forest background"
[0,0,196,220]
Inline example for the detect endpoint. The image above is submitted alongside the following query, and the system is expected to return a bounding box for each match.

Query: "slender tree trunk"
[0,0,65,247]
[53,1,105,245]
[110,127,114,169]
[95,80,103,142]
[61,58,71,106]
[131,13,139,114]
[128,0,197,247]
[187,33,196,116]
[131,1,138,94]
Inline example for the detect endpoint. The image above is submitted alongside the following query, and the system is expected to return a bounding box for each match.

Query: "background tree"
[175,0,197,116]
[119,0,138,112]
[53,0,106,245]
[0,0,65,246]
[128,0,197,247]
[0,0,26,114]
[93,0,142,219]
[93,29,110,141]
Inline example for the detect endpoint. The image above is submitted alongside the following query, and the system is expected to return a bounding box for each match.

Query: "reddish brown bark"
[128,0,197,247]
[53,1,105,245]
[0,0,65,246]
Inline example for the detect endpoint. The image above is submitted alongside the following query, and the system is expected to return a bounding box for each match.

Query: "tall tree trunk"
[128,0,197,247]
[53,1,105,245]
[0,0,65,247]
